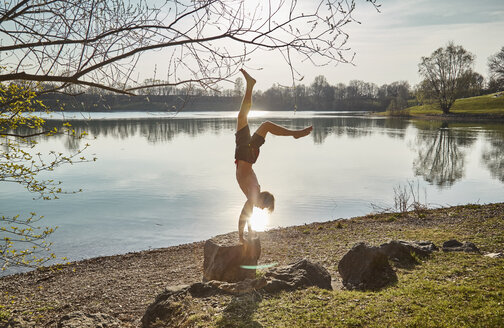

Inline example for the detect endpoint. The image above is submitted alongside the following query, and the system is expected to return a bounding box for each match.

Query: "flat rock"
[442,239,480,253]
[207,277,268,295]
[263,259,332,293]
[338,242,397,291]
[203,235,261,282]
[380,240,438,265]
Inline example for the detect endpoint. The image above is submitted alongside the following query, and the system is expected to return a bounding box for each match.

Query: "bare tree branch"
[0,0,378,94]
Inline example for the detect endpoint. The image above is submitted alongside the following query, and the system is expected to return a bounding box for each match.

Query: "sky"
[132,0,504,92]
[241,0,504,90]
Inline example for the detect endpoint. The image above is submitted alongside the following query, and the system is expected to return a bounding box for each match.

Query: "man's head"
[258,191,275,212]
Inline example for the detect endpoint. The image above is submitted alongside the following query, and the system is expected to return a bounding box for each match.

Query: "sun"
[249,207,270,232]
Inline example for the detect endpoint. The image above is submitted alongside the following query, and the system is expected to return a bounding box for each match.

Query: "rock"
[142,279,265,327]
[208,277,268,295]
[203,235,261,282]
[143,259,333,327]
[442,239,480,253]
[484,252,503,259]
[263,259,332,293]
[187,282,220,298]
[380,240,438,265]
[338,242,397,291]
[58,312,122,328]
[141,285,191,328]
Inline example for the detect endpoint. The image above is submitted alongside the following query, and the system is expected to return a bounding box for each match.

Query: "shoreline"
[372,111,504,122]
[1,202,503,327]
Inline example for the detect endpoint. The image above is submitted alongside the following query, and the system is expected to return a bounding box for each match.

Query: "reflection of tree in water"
[309,116,408,144]
[17,113,410,150]
[481,131,504,182]
[26,118,237,149]
[412,122,477,187]
[383,118,411,139]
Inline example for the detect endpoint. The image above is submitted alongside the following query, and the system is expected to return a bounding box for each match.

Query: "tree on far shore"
[418,42,475,114]
[488,46,504,92]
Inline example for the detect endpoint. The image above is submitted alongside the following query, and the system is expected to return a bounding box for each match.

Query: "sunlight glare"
[250,207,270,232]
[246,110,270,118]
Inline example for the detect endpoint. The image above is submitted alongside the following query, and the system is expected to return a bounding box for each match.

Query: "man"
[235,69,313,242]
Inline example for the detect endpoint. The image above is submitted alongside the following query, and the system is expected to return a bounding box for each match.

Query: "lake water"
[1,111,503,275]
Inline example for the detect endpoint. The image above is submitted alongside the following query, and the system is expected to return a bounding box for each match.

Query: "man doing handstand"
[235,69,313,242]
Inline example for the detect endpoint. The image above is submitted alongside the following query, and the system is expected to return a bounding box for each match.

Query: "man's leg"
[237,69,256,132]
[255,121,313,139]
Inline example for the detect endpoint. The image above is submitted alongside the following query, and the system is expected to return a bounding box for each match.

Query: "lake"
[1,111,503,275]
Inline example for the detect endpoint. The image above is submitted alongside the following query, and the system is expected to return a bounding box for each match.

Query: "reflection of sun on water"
[250,207,270,232]
[246,110,269,118]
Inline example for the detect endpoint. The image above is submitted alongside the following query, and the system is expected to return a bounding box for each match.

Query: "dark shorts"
[235,125,265,164]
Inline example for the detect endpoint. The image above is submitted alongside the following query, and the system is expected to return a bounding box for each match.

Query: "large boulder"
[203,235,261,282]
[263,259,332,293]
[58,312,122,328]
[338,242,397,291]
[442,239,480,253]
[380,240,438,265]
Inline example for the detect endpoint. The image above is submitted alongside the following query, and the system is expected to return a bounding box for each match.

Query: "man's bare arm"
[238,199,253,242]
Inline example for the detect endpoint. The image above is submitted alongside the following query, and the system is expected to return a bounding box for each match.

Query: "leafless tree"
[418,42,475,114]
[488,46,504,91]
[0,0,380,95]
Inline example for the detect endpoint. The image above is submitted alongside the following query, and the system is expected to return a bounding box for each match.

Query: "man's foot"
[240,68,256,88]
[294,126,313,139]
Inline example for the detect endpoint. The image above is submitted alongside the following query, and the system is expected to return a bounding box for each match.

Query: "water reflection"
[14,113,504,187]
[481,129,504,182]
[411,121,479,187]
[28,114,409,149]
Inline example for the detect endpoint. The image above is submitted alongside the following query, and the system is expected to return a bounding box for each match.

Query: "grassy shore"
[384,92,504,119]
[1,203,503,327]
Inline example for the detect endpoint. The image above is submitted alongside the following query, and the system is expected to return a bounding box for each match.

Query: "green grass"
[199,204,504,328]
[380,92,504,117]
[407,92,504,116]
[208,253,504,328]
[250,254,503,328]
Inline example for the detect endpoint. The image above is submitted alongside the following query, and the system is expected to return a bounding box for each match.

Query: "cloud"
[377,0,504,28]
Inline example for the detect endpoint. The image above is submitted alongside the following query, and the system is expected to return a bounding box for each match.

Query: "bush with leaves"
[0,79,93,271]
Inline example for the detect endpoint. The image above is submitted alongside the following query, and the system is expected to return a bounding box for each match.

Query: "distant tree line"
[13,45,504,113]
[35,76,414,112]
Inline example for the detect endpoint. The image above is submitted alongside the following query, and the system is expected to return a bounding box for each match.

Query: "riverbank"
[1,203,503,327]
[380,91,504,121]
